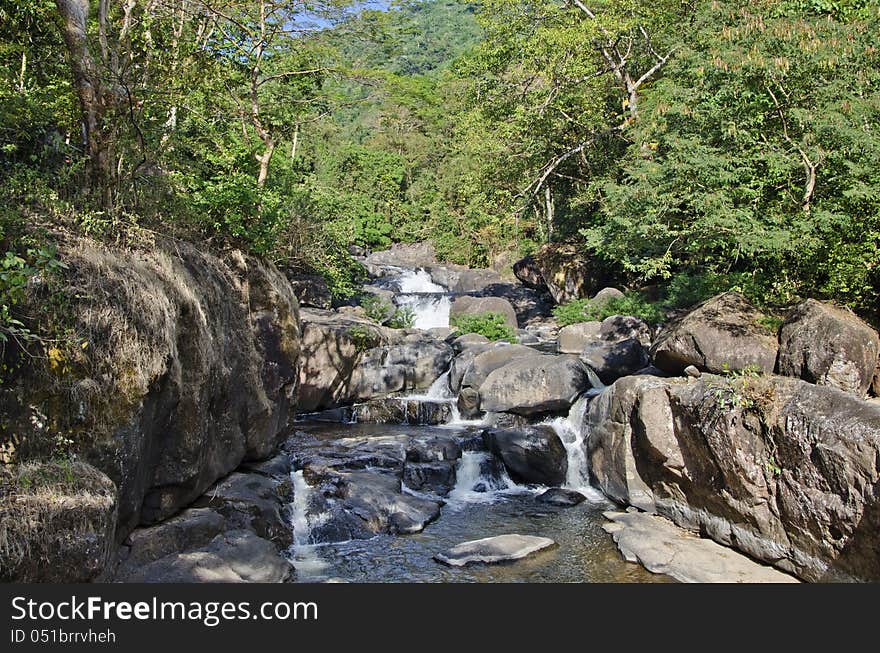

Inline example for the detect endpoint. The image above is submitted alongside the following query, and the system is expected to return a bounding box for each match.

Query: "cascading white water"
[447,451,519,504]
[289,470,329,577]
[546,395,605,501]
[393,268,451,330]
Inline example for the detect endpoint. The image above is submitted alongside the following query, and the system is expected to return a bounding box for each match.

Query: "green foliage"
[387,306,416,329]
[346,324,382,352]
[360,293,394,322]
[0,242,68,382]
[450,311,517,341]
[553,292,665,326]
[585,1,880,314]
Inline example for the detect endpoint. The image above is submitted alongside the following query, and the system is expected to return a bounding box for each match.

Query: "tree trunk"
[54,0,114,207]
[257,141,276,188]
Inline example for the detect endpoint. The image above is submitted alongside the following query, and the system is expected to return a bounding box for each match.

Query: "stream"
[287,264,671,583]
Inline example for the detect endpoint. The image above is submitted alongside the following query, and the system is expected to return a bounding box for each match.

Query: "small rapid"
[545,394,607,502]
[288,470,330,577]
[390,268,451,330]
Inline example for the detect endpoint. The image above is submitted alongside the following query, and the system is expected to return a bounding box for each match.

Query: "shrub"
[346,325,381,352]
[553,292,665,326]
[387,306,416,329]
[450,312,517,342]
[360,294,393,323]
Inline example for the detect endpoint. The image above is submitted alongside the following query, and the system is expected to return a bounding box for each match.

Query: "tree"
[585,0,880,311]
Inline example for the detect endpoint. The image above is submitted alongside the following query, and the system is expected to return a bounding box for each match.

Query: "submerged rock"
[434,534,557,566]
[536,488,587,507]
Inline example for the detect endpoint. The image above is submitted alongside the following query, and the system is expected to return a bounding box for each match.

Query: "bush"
[450,312,517,342]
[387,306,416,329]
[553,292,665,326]
[360,294,393,323]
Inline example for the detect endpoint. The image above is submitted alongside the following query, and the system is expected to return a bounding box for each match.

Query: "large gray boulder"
[451,295,519,329]
[479,354,592,415]
[586,374,880,582]
[460,344,542,391]
[297,311,452,412]
[426,264,504,293]
[475,283,555,326]
[2,239,302,537]
[777,299,880,397]
[557,321,602,354]
[580,338,649,385]
[650,291,778,375]
[484,425,568,485]
[600,315,653,348]
[512,244,611,304]
[193,472,292,549]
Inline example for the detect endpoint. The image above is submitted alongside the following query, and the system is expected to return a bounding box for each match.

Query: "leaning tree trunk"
[54,0,115,208]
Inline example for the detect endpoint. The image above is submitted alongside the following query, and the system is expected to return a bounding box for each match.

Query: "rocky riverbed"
[4,240,879,584]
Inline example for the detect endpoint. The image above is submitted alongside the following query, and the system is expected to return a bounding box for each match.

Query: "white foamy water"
[393,268,451,330]
[447,451,524,505]
[289,470,330,577]
[546,395,606,501]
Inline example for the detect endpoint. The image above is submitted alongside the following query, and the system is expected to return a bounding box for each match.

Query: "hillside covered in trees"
[2,0,879,361]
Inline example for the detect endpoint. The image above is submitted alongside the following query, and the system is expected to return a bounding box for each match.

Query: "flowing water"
[375,267,452,329]
[287,421,671,584]
[289,263,669,582]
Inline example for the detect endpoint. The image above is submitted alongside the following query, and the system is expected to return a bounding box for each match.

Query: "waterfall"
[393,268,451,330]
[546,395,605,500]
[289,470,329,577]
[584,365,606,394]
[447,451,518,504]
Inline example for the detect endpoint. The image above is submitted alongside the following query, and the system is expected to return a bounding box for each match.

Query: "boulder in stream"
[484,425,568,486]
[536,488,587,507]
[434,534,557,566]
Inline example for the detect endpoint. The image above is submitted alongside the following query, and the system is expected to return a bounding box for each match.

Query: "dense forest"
[2,0,879,359]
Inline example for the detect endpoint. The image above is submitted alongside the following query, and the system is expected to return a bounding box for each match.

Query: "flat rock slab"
[603,512,798,583]
[434,534,556,567]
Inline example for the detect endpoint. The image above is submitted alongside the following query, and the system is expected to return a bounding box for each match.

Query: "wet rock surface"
[484,426,568,486]
[434,534,557,567]
[536,488,587,507]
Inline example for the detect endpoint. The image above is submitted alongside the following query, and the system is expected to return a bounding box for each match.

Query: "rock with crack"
[434,534,557,567]
[603,511,798,583]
